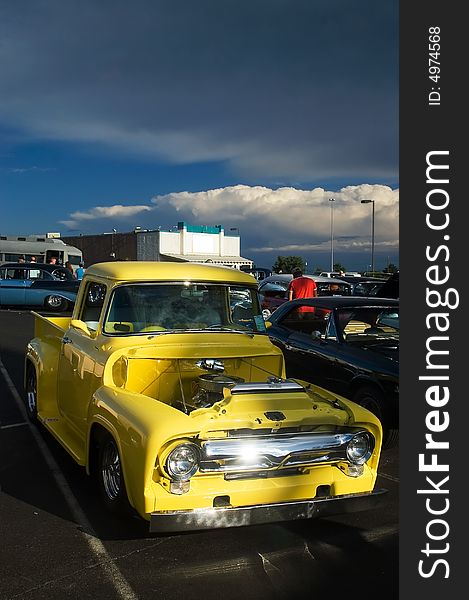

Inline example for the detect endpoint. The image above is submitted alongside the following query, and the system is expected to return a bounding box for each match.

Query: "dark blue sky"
[0,1,399,270]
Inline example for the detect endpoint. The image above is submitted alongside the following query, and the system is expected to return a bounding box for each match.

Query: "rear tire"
[96,431,132,516]
[25,364,38,423]
[353,385,398,449]
[45,295,69,312]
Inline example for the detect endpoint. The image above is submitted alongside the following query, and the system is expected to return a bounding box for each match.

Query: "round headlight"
[346,432,374,465]
[165,443,200,481]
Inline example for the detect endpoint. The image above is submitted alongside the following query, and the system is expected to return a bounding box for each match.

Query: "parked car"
[319,271,342,278]
[266,296,399,449]
[258,281,292,313]
[239,266,272,281]
[25,262,385,532]
[339,275,387,297]
[259,274,352,315]
[370,272,399,299]
[0,262,80,311]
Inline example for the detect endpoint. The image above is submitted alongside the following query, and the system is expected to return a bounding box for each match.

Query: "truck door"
[57,280,107,445]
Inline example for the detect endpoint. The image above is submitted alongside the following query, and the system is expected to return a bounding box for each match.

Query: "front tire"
[96,432,132,516]
[25,364,38,422]
[353,385,398,450]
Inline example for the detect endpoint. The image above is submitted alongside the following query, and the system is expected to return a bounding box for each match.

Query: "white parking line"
[0,421,28,429]
[378,472,400,483]
[361,524,399,542]
[0,357,138,600]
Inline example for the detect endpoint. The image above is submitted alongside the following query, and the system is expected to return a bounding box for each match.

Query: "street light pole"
[361,200,375,273]
[329,198,335,271]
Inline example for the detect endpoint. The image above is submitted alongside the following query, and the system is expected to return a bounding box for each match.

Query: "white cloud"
[8,166,55,173]
[59,204,152,229]
[152,183,399,253]
[58,183,398,262]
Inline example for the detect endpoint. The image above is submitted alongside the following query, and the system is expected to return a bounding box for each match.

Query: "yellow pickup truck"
[25,261,385,532]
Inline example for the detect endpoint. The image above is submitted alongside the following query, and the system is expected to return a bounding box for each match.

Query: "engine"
[191,374,245,409]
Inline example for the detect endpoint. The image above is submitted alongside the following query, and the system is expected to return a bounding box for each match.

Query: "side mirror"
[70,319,92,336]
[264,320,272,329]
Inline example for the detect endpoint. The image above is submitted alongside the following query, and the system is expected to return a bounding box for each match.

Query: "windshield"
[103,282,266,335]
[336,306,399,341]
[259,282,289,297]
[51,267,74,281]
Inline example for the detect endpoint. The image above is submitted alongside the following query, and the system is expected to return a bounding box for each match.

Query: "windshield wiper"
[142,326,257,339]
[203,325,255,337]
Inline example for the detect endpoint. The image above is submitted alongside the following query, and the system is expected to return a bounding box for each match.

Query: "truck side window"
[80,282,107,331]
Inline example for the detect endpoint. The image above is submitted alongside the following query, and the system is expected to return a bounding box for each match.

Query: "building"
[62,222,253,269]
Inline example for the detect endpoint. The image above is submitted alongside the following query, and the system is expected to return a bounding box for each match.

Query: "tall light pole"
[328,198,335,271]
[361,200,375,273]
[105,228,118,259]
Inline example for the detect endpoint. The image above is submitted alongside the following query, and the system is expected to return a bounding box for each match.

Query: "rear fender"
[44,291,76,302]
[25,338,62,415]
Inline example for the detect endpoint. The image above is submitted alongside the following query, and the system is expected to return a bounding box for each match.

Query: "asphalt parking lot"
[0,308,398,600]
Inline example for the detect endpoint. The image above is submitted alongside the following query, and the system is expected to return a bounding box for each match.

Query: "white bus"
[0,234,83,267]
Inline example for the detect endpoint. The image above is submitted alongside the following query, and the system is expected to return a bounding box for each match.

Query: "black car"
[266,296,399,449]
[370,272,399,299]
[338,275,387,297]
[0,262,80,311]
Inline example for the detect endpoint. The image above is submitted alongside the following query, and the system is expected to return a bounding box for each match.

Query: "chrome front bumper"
[149,488,387,533]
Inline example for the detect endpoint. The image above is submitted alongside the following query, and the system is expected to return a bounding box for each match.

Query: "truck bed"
[32,311,72,339]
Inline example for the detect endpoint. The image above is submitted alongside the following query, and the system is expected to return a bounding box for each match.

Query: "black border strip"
[400,2,464,596]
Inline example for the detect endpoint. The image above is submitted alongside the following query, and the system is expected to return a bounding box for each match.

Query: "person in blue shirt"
[75,262,85,280]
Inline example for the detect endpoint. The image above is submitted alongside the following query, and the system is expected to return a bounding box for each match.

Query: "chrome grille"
[199,430,372,473]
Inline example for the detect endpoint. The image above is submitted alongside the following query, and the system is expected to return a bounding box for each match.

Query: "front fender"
[336,397,383,468]
[293,379,383,468]
[87,386,196,515]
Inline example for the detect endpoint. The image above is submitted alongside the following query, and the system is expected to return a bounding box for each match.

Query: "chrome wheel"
[101,439,121,501]
[25,366,38,422]
[96,432,132,515]
[46,295,67,311]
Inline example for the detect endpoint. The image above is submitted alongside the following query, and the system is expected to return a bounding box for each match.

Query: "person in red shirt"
[287,268,317,315]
